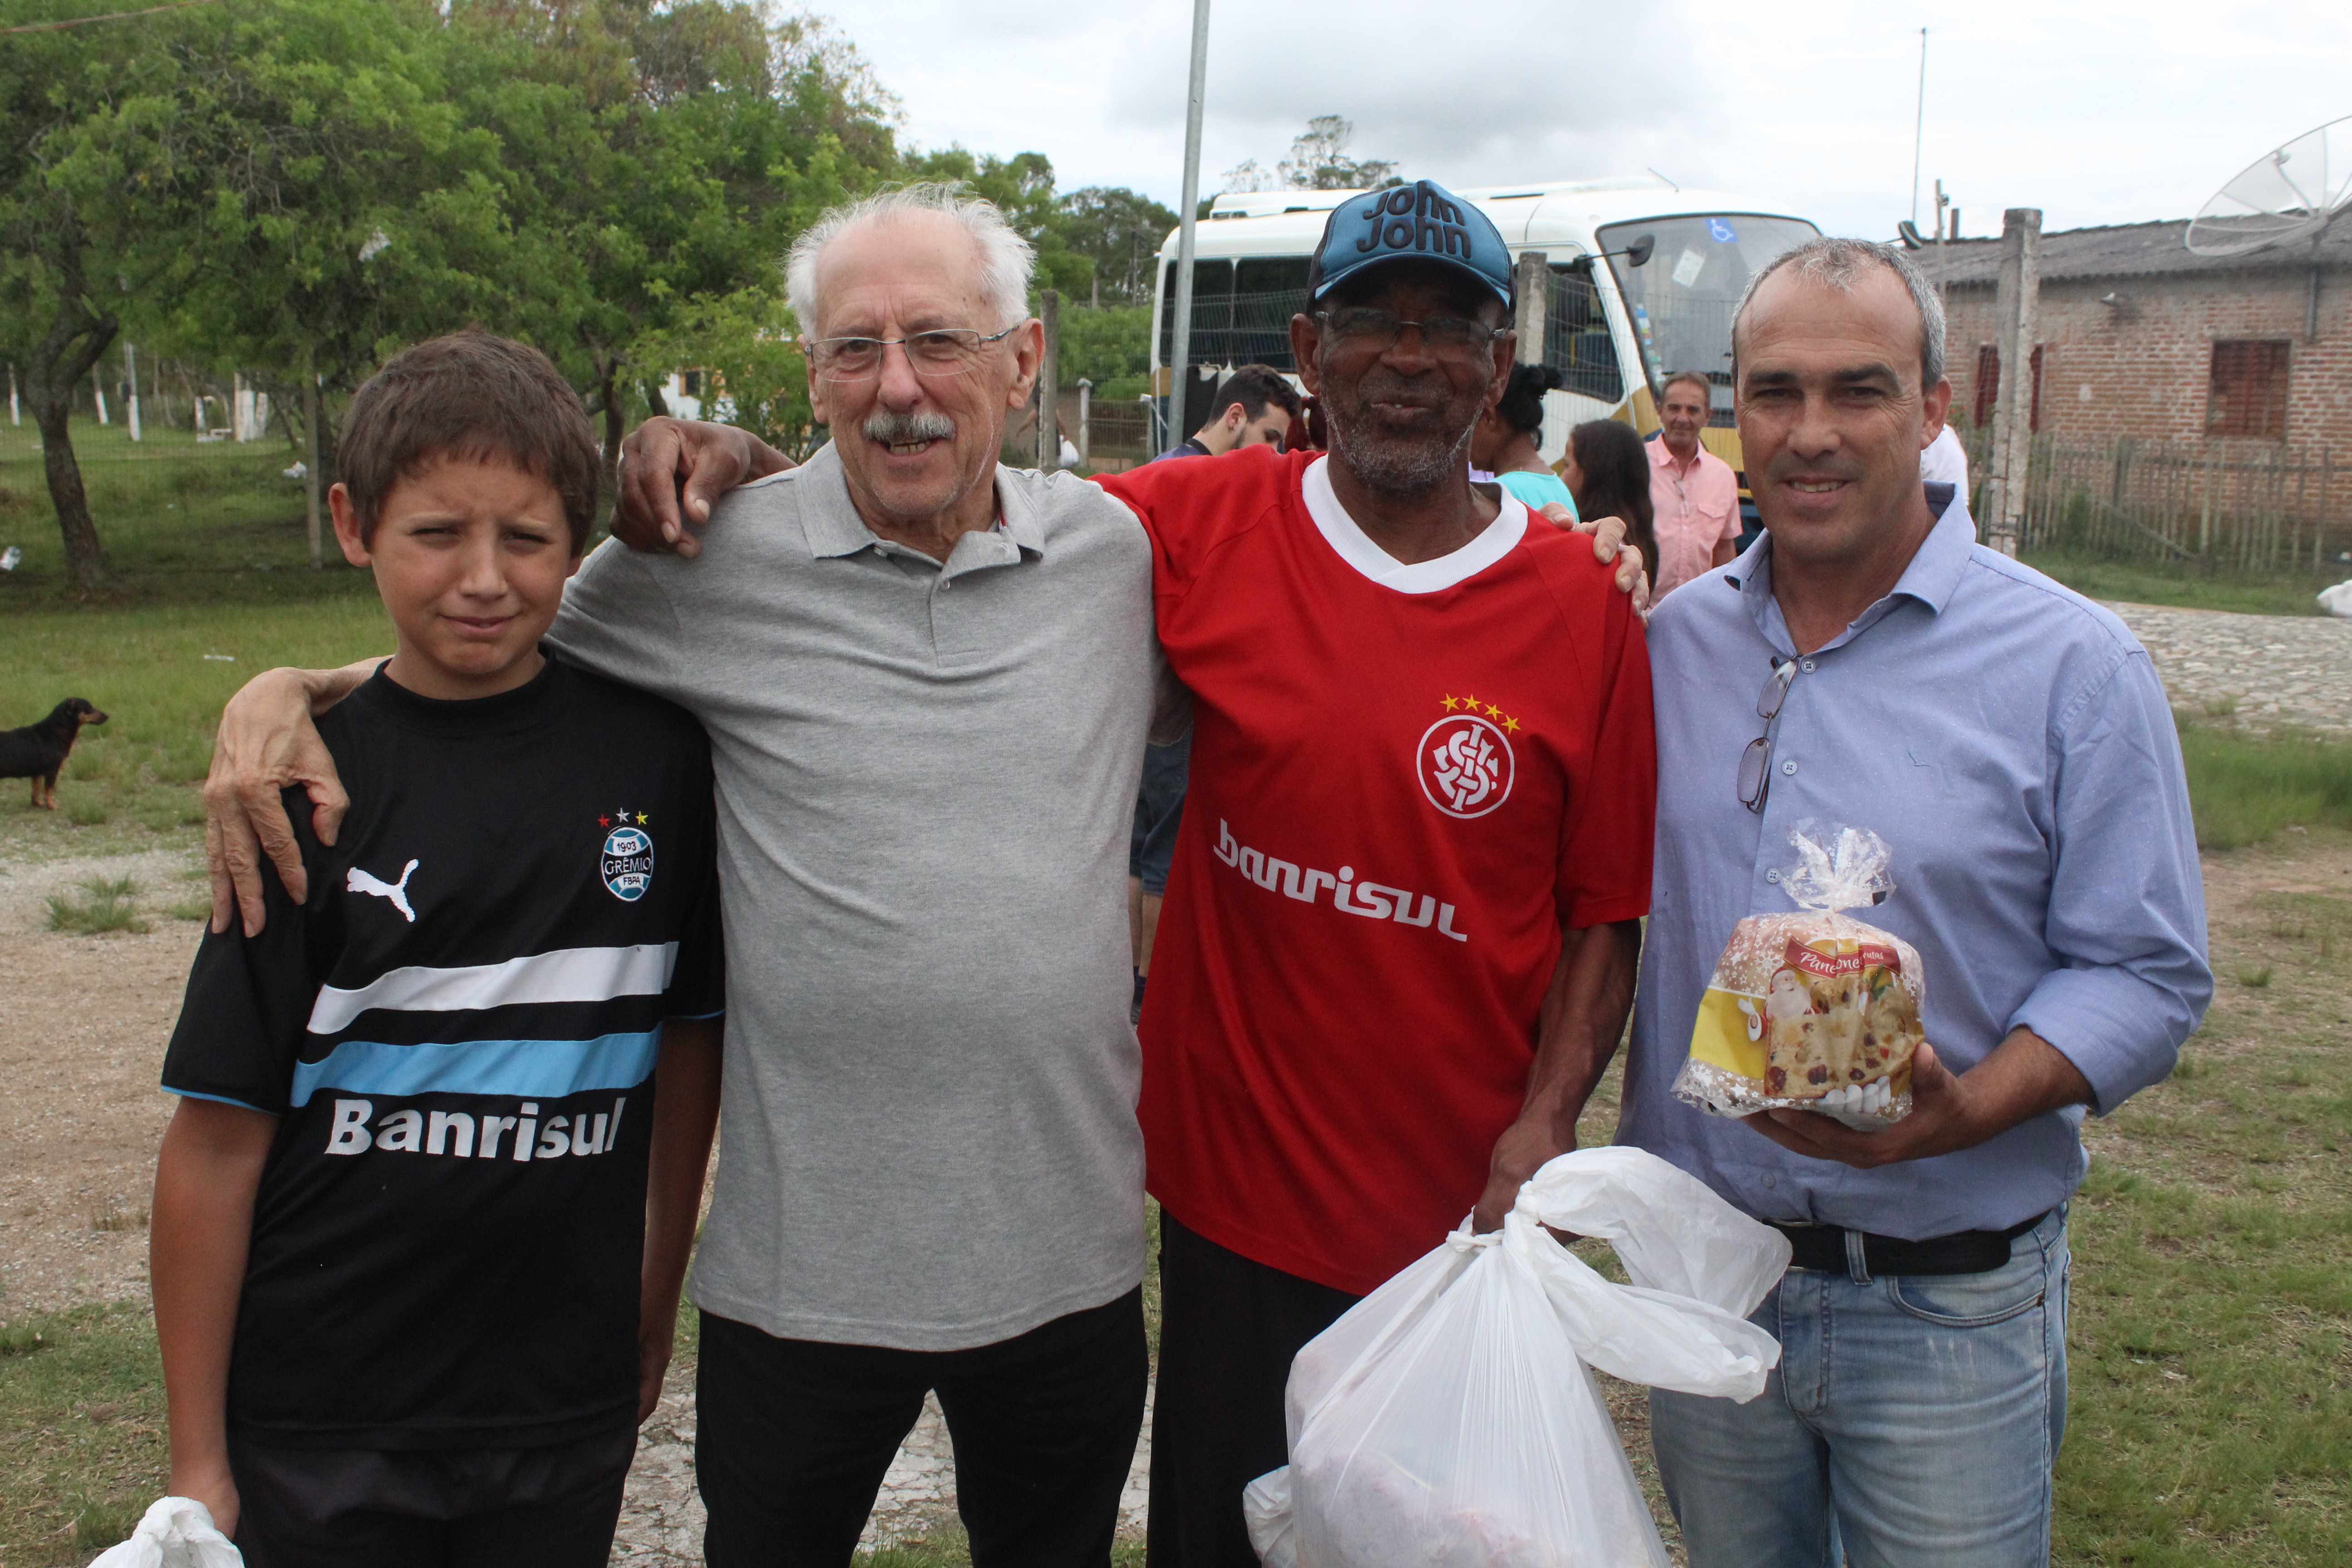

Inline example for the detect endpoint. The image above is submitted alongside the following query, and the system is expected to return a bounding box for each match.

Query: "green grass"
[0,417,385,609]
[0,1303,169,1565]
[2176,722,2352,849]
[2051,841,2352,1566]
[0,596,390,864]
[2024,548,2342,618]
[44,875,150,936]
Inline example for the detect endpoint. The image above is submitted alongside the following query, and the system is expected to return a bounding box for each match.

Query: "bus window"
[1598,214,1819,418]
[1230,257,1311,371]
[1543,267,1623,403]
[1157,258,1234,368]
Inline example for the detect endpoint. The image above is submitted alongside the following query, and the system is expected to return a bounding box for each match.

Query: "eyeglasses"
[805,326,1021,382]
[1737,660,1798,813]
[1314,308,1504,362]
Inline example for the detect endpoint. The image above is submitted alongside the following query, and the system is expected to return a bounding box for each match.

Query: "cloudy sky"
[844,0,2352,242]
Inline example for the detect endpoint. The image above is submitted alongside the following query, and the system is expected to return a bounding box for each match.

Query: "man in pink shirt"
[1647,370,1741,596]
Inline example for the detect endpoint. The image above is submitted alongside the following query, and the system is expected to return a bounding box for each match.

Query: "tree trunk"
[24,289,118,591]
[598,362,626,489]
[303,362,324,569]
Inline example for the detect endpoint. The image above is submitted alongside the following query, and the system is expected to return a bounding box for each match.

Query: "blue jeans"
[1649,1207,2069,1568]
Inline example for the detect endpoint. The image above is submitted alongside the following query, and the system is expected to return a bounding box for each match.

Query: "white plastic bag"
[85,1497,242,1568]
[1245,1147,1791,1568]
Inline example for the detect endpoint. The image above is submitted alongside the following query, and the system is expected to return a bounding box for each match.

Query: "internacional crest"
[1419,697,1517,820]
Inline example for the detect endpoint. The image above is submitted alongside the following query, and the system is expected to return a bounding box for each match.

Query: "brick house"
[1922,219,2352,456]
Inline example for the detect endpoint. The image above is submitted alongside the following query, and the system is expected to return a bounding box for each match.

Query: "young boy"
[151,332,724,1566]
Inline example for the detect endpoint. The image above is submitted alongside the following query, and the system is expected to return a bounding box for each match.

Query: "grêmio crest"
[598,810,655,902]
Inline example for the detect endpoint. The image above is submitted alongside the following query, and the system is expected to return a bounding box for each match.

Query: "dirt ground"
[9,830,2346,1566]
[0,849,201,1322]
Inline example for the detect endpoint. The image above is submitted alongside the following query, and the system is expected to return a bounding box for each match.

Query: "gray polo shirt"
[549,442,1159,1350]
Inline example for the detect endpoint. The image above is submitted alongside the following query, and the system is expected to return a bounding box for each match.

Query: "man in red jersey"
[1102,182,1651,1566]
[238,181,1652,1567]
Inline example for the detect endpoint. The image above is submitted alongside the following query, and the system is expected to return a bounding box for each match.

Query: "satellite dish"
[2186,115,2352,257]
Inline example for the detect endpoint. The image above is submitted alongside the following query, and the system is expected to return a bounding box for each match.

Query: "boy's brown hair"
[338,331,600,554]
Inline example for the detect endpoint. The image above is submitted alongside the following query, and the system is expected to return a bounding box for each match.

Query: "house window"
[2029,344,2045,434]
[2206,339,2289,440]
[1972,345,1999,427]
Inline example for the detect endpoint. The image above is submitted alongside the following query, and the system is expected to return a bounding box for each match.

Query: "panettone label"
[1783,938,1901,980]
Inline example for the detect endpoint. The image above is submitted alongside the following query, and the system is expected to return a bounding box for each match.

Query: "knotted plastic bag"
[1673,823,1925,1128]
[85,1498,242,1568]
[1243,1147,1790,1568]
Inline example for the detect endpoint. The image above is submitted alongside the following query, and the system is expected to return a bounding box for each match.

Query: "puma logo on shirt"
[348,860,419,922]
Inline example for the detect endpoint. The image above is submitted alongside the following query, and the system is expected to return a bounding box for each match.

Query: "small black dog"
[0,698,109,809]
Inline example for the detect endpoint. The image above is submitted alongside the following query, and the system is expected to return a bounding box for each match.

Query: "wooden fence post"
[1513,251,1548,367]
[1985,207,2041,557]
[1037,290,1061,472]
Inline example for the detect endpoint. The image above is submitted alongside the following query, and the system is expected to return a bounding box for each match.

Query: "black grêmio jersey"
[161,656,723,1450]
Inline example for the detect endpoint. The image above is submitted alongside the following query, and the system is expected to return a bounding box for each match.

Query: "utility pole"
[1512,252,1548,366]
[1165,0,1211,458]
[1984,207,2042,558]
[1932,180,1950,301]
[1910,29,1929,227]
[303,353,324,568]
[124,341,141,443]
[7,364,17,427]
[1037,289,1062,472]
[1076,377,1093,466]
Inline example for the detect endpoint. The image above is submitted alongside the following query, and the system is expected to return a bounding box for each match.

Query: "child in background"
[150,332,724,1566]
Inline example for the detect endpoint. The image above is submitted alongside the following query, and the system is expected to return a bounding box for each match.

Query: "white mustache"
[864,409,956,446]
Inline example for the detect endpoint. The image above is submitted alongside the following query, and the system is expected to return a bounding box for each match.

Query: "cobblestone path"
[2107,601,2352,735]
[608,598,2350,1565]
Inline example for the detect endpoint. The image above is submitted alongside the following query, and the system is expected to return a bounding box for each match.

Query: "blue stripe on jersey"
[166,1086,277,1116]
[290,1029,662,1107]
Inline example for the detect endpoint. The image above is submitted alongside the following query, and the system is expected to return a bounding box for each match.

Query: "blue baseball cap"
[1306,180,1515,311]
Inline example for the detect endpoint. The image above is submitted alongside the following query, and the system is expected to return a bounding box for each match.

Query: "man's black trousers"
[696,1289,1147,1567]
[1146,1212,1361,1568]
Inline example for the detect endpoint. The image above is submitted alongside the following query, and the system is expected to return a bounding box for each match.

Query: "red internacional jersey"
[1100,446,1656,1295]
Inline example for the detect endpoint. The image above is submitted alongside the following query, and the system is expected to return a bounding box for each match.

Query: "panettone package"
[1673,825,1924,1129]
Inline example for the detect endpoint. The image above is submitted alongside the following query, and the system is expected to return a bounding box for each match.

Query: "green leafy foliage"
[1058,186,1176,307]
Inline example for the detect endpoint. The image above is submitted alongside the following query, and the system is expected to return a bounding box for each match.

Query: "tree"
[902,147,1093,301]
[0,8,193,588]
[1220,116,1401,197]
[1058,186,1176,308]
[120,0,514,564]
[457,0,899,484]
[1279,116,1398,190]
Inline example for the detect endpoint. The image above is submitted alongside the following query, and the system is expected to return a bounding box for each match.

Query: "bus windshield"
[1599,214,1819,417]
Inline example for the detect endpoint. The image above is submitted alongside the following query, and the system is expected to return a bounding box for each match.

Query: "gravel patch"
[2105,601,2352,736]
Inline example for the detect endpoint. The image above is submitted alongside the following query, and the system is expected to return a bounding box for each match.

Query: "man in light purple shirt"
[1612,240,2209,1566]
[1647,370,1741,597]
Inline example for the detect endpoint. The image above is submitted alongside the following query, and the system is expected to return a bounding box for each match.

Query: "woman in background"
[1469,364,1578,519]
[1564,418,1659,588]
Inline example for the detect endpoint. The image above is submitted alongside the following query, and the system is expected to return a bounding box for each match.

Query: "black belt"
[1768,1210,2049,1279]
